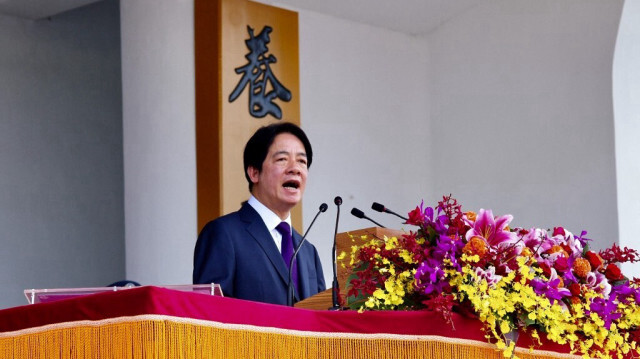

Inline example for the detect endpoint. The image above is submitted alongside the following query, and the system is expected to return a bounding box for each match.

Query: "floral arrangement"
[343,195,640,359]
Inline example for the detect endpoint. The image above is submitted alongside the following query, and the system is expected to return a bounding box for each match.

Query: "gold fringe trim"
[0,315,581,359]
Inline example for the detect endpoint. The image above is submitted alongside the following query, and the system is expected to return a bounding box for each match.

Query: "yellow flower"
[500,321,511,335]
[399,250,415,264]
[461,254,480,263]
[503,343,516,358]
[347,224,640,359]
[384,236,398,250]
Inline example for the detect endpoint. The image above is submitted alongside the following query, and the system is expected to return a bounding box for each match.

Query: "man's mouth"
[282,180,300,190]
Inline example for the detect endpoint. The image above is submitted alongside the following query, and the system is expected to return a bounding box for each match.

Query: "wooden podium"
[295,227,403,310]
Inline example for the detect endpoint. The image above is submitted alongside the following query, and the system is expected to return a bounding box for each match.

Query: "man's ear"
[247,166,260,184]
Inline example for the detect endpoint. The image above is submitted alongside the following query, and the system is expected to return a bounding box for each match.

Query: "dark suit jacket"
[193,203,325,305]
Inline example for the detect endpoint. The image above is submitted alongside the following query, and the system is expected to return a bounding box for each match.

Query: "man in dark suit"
[193,122,325,305]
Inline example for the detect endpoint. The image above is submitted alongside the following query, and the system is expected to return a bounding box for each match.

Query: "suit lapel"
[292,231,309,300]
[239,204,290,287]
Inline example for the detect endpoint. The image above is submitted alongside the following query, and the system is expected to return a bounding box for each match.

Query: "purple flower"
[408,201,449,236]
[415,234,465,296]
[575,230,591,248]
[588,296,622,330]
[433,234,464,270]
[611,284,640,304]
[415,258,449,295]
[428,207,450,236]
[530,277,571,303]
[561,259,579,284]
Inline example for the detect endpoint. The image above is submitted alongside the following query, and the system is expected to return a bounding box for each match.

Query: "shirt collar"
[247,195,291,232]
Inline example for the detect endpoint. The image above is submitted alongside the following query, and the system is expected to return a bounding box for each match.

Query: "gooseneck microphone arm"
[351,207,386,228]
[330,196,342,310]
[371,202,408,221]
[287,203,328,307]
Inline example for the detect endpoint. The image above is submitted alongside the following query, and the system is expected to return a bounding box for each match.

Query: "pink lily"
[465,209,517,247]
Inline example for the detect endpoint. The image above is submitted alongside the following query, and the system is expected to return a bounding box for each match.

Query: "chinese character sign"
[229,26,292,119]
[196,0,300,229]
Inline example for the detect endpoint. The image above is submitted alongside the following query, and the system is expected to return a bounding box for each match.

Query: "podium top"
[24,283,223,304]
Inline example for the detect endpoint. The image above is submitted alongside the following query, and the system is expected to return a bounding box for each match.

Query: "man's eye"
[298,159,307,166]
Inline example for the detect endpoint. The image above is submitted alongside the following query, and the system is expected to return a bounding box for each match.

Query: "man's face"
[248,133,308,219]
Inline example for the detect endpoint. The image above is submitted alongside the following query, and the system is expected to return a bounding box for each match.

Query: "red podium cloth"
[0,286,576,358]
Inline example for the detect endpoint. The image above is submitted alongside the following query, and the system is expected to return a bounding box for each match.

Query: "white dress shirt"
[247,195,291,253]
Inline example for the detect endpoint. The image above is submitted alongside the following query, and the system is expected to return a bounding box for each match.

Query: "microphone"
[330,196,342,310]
[351,207,386,228]
[287,202,328,307]
[371,202,408,221]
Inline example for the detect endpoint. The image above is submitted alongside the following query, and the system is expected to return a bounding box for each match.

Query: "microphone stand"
[351,208,386,228]
[330,196,342,311]
[287,203,328,307]
[371,202,408,221]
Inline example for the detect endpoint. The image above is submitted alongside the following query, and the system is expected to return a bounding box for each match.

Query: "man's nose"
[287,161,302,174]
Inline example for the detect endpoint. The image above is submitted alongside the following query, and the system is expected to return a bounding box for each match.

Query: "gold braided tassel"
[0,316,579,359]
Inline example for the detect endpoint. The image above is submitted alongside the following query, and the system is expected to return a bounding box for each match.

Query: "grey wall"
[428,0,623,250]
[0,0,123,309]
[120,0,197,285]
[614,0,640,278]
[299,10,431,277]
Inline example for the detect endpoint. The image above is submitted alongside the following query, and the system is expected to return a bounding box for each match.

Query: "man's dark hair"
[243,122,313,192]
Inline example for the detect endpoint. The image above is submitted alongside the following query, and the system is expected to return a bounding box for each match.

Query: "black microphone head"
[350,207,365,219]
[371,202,386,212]
[334,196,342,206]
[319,203,328,212]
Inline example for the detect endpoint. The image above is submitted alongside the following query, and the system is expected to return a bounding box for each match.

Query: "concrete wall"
[120,0,197,285]
[613,0,640,278]
[298,11,431,278]
[0,0,123,309]
[427,0,623,250]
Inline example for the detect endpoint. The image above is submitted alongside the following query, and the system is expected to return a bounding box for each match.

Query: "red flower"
[347,278,362,298]
[538,262,552,277]
[406,206,425,226]
[568,296,581,305]
[421,294,455,328]
[584,251,604,271]
[553,256,570,273]
[599,244,640,265]
[552,227,566,237]
[604,263,624,281]
[568,282,581,296]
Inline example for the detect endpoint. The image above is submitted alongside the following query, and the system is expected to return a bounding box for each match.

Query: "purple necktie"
[276,221,298,293]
